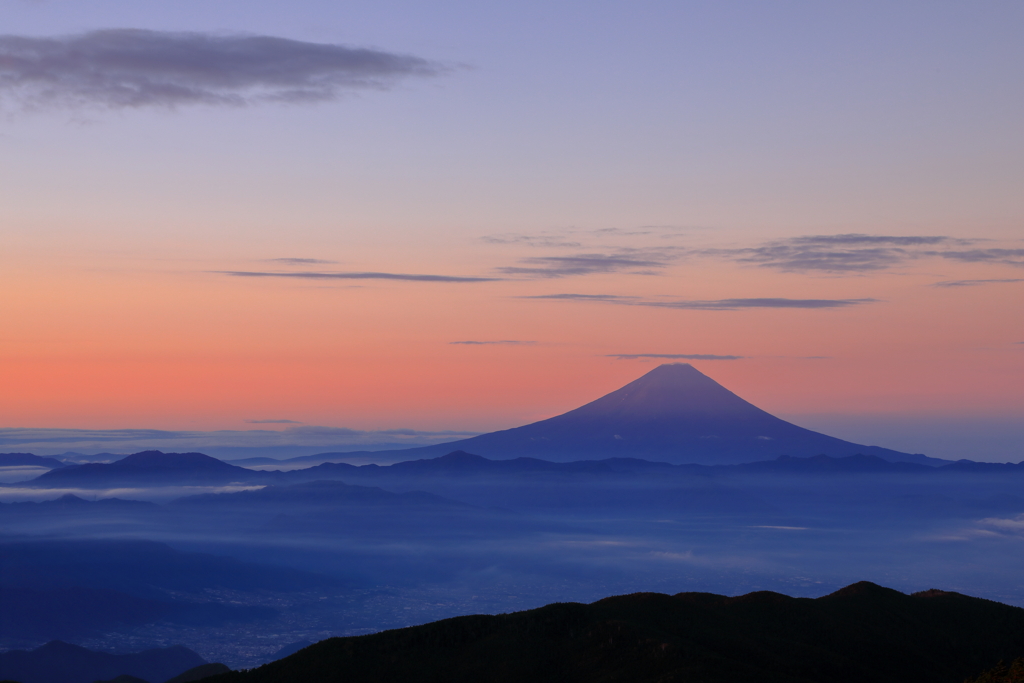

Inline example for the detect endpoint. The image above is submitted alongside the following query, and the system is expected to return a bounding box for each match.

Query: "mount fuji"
[386,364,937,465]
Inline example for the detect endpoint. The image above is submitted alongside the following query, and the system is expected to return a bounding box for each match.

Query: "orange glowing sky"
[0,2,1022,459]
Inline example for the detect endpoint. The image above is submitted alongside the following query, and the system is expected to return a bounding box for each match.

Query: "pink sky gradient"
[0,2,1022,459]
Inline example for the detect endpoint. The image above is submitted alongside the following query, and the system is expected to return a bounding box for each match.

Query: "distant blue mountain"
[0,452,66,468]
[0,493,158,516]
[358,364,940,465]
[0,640,207,683]
[26,450,272,488]
[288,451,1008,483]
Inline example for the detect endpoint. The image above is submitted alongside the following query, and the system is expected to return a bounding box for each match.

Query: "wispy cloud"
[481,226,685,249]
[244,419,302,424]
[0,485,266,504]
[497,252,672,278]
[789,235,951,246]
[643,298,877,310]
[482,234,583,248]
[525,293,636,302]
[934,249,1024,267]
[712,234,962,273]
[281,425,477,438]
[932,278,1024,287]
[0,426,480,456]
[607,353,743,360]
[215,270,498,283]
[449,340,537,345]
[523,294,877,310]
[265,258,338,265]
[484,230,1020,280]
[978,514,1024,536]
[0,29,443,109]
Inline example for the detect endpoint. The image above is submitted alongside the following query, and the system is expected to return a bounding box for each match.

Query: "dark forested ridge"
[203,582,1024,683]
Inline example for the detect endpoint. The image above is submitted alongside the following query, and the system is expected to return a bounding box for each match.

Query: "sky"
[1,1,1022,461]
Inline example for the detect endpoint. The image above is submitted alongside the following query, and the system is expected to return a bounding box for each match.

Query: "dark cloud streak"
[497,253,668,278]
[788,235,951,246]
[0,29,443,109]
[266,258,338,265]
[933,278,1024,287]
[712,234,968,273]
[450,340,537,345]
[934,249,1024,267]
[481,234,583,248]
[522,294,876,310]
[608,353,743,360]
[216,270,498,283]
[646,298,877,310]
[524,293,637,302]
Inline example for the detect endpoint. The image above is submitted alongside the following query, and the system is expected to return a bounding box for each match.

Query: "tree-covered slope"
[202,582,1024,683]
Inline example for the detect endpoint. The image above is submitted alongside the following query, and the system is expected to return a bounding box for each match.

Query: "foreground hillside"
[204,582,1024,683]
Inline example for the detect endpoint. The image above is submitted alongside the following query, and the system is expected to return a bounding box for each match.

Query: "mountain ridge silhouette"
[197,580,1024,683]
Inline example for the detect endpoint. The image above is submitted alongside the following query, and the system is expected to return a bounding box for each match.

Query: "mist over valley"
[2,365,1022,678]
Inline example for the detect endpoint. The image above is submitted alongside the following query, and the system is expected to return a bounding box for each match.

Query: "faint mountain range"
[0,494,158,520]
[15,446,1020,493]
[284,451,1023,486]
[0,640,207,683]
[56,451,131,463]
[172,479,469,509]
[327,364,941,465]
[26,450,273,488]
[197,581,1024,683]
[297,450,935,479]
[0,452,66,469]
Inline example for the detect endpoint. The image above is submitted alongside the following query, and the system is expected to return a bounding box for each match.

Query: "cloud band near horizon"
[216,270,498,283]
[607,353,744,360]
[524,294,877,310]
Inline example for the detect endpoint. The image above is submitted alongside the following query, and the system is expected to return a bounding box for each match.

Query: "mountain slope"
[201,582,1024,683]
[382,364,930,465]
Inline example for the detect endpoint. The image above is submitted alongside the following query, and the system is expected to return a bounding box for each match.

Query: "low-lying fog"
[2,456,1023,668]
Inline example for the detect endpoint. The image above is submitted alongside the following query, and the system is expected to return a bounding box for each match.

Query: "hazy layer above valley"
[1,365,1021,669]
